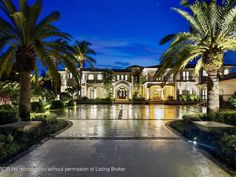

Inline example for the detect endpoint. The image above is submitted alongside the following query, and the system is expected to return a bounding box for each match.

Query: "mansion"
[59,65,236,101]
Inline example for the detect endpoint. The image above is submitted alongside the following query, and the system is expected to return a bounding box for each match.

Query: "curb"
[166,120,236,177]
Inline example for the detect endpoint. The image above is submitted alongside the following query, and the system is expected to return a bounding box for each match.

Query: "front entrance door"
[154,88,162,101]
[117,87,128,99]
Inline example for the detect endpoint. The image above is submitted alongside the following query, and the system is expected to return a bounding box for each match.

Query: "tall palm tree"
[73,41,96,70]
[156,0,236,113]
[0,0,80,120]
[72,41,96,95]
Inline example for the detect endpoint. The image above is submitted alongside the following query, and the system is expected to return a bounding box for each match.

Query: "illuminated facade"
[59,64,236,101]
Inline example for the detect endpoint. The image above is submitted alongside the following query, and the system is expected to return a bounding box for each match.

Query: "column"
[161,87,164,100]
[146,87,150,100]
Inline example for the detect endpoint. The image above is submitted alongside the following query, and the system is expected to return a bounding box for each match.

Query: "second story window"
[82,74,85,80]
[121,75,124,80]
[97,74,103,80]
[203,70,208,76]
[68,73,73,79]
[182,71,190,81]
[224,69,229,75]
[88,74,94,80]
[125,75,128,80]
[117,75,120,81]
[61,74,66,80]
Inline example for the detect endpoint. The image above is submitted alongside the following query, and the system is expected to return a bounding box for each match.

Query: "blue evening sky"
[4,0,236,69]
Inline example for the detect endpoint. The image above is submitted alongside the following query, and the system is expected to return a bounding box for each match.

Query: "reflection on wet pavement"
[51,105,206,120]
[55,105,205,138]
[56,120,179,138]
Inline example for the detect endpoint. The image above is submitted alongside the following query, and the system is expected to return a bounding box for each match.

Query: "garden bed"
[169,117,236,174]
[0,113,68,165]
[164,100,200,105]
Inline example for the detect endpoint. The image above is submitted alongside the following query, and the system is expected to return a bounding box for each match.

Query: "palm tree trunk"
[207,72,220,113]
[19,71,32,120]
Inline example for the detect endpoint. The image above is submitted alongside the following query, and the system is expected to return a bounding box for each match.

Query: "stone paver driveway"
[0,105,230,177]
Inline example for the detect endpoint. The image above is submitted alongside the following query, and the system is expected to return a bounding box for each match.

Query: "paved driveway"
[0,105,230,177]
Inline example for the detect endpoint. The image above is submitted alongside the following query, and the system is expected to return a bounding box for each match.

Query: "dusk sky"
[9,0,236,69]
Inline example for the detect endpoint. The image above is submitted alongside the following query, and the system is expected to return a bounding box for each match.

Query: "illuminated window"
[203,70,208,76]
[68,73,73,79]
[82,74,85,80]
[117,75,120,80]
[182,71,190,81]
[125,75,128,80]
[97,74,103,80]
[121,75,124,80]
[61,74,66,80]
[88,74,94,80]
[202,89,207,100]
[224,69,229,75]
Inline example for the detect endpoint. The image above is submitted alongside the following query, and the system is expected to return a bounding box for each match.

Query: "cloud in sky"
[78,36,163,69]
[114,61,131,67]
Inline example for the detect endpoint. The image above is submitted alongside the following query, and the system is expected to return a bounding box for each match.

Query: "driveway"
[0,105,230,177]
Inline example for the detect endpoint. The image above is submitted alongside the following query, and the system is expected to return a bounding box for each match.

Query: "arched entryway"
[114,81,131,100]
[117,86,128,99]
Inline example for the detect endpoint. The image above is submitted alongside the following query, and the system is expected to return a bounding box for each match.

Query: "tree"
[72,41,96,70]
[0,0,80,120]
[102,70,114,99]
[72,40,96,93]
[156,0,236,113]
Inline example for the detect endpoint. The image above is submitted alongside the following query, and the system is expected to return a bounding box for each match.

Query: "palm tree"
[0,0,80,120]
[156,0,236,113]
[73,41,96,70]
[72,41,96,95]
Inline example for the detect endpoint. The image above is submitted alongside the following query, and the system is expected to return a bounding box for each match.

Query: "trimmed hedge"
[0,113,68,164]
[50,100,64,109]
[164,100,199,105]
[182,112,236,126]
[182,114,201,123]
[76,98,112,104]
[220,134,236,167]
[0,110,18,125]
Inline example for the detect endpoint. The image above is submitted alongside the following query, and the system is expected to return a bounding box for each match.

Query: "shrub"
[31,101,44,113]
[81,96,89,100]
[60,92,72,102]
[76,97,112,104]
[65,99,75,107]
[132,97,145,101]
[31,113,57,123]
[50,100,64,109]
[0,135,5,143]
[200,112,236,126]
[0,110,18,125]
[228,94,236,108]
[179,95,188,101]
[219,134,236,167]
[182,114,201,123]
[167,96,174,101]
[0,104,14,111]
[6,135,14,144]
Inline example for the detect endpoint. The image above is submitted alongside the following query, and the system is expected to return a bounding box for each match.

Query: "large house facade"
[59,64,236,101]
